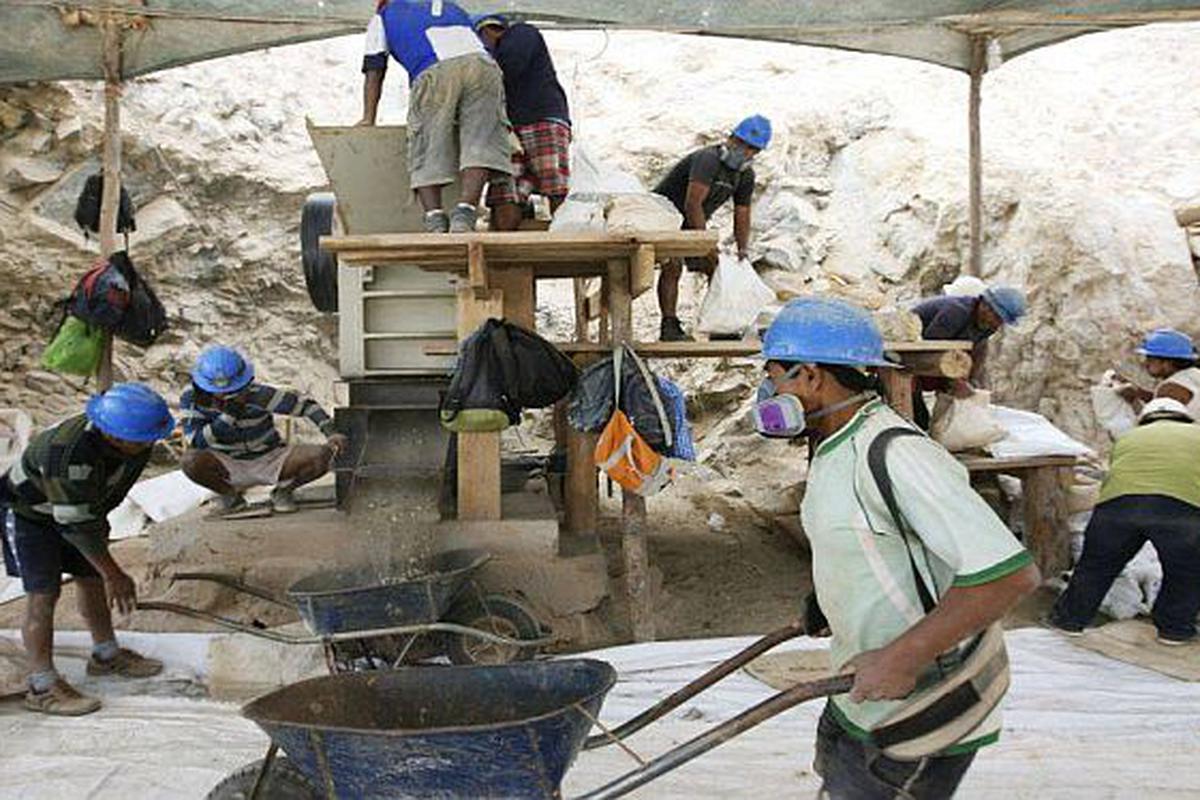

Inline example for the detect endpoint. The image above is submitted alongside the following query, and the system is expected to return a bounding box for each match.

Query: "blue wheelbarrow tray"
[242,659,617,799]
[286,548,490,637]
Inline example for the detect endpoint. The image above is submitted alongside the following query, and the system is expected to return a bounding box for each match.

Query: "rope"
[572,702,647,767]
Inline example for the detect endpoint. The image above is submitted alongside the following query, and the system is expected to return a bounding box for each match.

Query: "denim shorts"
[2,506,99,593]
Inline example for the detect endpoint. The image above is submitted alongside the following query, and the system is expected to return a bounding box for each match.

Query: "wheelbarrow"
[138,548,554,669]
[207,627,855,799]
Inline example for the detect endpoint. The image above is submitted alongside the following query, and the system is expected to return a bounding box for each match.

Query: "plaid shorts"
[487,119,572,207]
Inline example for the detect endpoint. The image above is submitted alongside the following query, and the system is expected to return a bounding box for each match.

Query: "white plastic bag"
[942,275,987,297]
[929,390,1006,452]
[696,255,776,336]
[1090,369,1137,439]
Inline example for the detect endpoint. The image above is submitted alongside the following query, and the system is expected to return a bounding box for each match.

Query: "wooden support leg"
[880,368,915,422]
[493,266,535,329]
[1022,466,1071,578]
[573,277,589,341]
[608,257,655,641]
[456,285,503,521]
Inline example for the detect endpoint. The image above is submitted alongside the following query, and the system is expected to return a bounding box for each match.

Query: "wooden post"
[880,369,915,422]
[491,266,535,329]
[97,17,123,390]
[573,277,589,341]
[966,35,986,279]
[1021,466,1071,578]
[608,257,654,641]
[456,285,503,521]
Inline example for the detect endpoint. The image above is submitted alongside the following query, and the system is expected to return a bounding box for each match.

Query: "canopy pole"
[966,35,986,278]
[97,17,123,390]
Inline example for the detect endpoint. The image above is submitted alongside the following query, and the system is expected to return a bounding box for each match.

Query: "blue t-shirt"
[363,1,484,84]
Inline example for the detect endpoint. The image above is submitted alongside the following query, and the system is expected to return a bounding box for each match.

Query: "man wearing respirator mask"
[651,114,771,342]
[756,297,1039,799]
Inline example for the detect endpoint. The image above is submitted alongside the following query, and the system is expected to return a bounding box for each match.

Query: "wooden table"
[959,454,1080,578]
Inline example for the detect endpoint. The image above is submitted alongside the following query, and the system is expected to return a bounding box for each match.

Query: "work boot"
[423,209,450,233]
[270,485,298,514]
[206,493,247,519]
[87,647,164,678]
[1156,631,1195,647]
[449,203,479,233]
[25,678,102,716]
[659,316,694,343]
[1039,614,1083,638]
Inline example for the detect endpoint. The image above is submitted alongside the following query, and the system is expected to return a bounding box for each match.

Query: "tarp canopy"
[3,1,1200,84]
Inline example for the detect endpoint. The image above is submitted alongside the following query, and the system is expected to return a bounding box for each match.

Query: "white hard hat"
[1138,397,1193,423]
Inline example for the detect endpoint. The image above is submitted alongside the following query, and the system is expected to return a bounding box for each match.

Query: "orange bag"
[594,347,674,496]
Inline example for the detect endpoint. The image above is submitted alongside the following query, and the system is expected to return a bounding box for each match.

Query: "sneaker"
[660,316,694,343]
[449,203,478,233]
[271,486,298,514]
[423,209,450,233]
[206,493,248,519]
[1156,632,1195,647]
[1040,614,1084,638]
[86,647,164,678]
[24,678,102,716]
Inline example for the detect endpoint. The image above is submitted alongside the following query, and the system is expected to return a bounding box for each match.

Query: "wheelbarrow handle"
[170,572,293,609]
[583,619,806,750]
[135,601,317,644]
[574,673,855,800]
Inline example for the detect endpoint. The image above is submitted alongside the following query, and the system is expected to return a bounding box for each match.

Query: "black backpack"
[567,345,675,454]
[112,252,168,347]
[65,251,166,346]
[440,318,578,427]
[74,172,136,238]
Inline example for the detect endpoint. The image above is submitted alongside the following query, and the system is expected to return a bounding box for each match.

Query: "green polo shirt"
[1097,420,1200,509]
[800,400,1031,753]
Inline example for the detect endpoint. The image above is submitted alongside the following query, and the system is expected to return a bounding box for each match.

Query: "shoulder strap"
[489,320,519,399]
[612,346,623,410]
[623,344,674,449]
[867,427,937,615]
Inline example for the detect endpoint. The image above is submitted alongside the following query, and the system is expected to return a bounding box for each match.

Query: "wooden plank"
[573,278,589,341]
[958,454,1081,473]
[899,349,972,379]
[880,367,915,422]
[456,287,504,521]
[492,266,535,328]
[631,244,657,297]
[585,285,604,322]
[557,339,972,359]
[565,428,599,538]
[467,241,487,296]
[1021,466,1073,578]
[967,34,985,277]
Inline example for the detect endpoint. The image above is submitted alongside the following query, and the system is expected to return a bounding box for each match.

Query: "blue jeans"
[814,705,976,799]
[1051,494,1200,640]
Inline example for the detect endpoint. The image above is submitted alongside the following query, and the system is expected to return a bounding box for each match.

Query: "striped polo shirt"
[179,383,335,460]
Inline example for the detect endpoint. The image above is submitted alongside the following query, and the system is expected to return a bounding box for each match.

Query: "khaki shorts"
[210,446,294,491]
[407,54,514,188]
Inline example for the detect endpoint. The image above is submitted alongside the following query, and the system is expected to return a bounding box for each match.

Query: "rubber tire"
[445,594,543,666]
[206,755,320,800]
[300,192,339,312]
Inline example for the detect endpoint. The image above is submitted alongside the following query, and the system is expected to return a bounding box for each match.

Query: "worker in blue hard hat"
[759,297,1038,797]
[652,114,772,341]
[473,13,572,230]
[1,383,174,716]
[1112,328,1200,421]
[910,284,1028,429]
[179,346,349,517]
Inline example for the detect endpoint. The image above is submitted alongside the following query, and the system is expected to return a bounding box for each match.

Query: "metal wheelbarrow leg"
[574,673,855,800]
[584,619,806,750]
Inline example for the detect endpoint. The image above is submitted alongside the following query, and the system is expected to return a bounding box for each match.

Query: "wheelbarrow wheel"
[300,192,339,312]
[446,594,542,666]
[206,755,319,800]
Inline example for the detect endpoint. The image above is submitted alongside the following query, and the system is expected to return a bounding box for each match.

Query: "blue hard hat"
[1136,328,1198,361]
[761,297,894,368]
[86,383,175,443]
[472,12,508,30]
[732,115,772,150]
[192,345,254,394]
[981,286,1027,325]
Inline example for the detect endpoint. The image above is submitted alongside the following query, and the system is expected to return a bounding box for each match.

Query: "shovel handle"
[574,673,855,800]
[583,619,806,750]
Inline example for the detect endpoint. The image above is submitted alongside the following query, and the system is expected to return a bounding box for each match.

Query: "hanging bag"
[41,316,106,376]
[594,347,674,497]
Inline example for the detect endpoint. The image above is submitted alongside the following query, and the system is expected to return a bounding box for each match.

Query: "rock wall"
[1,23,1198,452]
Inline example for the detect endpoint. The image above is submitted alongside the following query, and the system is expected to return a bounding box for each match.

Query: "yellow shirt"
[1097,420,1200,508]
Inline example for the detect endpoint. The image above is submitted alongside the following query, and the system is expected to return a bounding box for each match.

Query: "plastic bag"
[41,316,105,376]
[1090,370,1137,439]
[942,275,987,297]
[696,255,776,336]
[929,390,1006,452]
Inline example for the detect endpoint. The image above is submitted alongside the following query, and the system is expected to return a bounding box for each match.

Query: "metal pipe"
[583,619,805,750]
[574,673,854,800]
[135,601,557,648]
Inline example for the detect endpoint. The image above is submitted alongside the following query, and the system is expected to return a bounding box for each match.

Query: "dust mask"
[753,379,876,439]
[719,144,749,172]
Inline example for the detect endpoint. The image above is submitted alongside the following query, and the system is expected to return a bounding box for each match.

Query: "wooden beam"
[557,339,972,358]
[97,17,123,391]
[967,35,986,278]
[958,454,1080,473]
[456,287,503,521]
[1021,466,1073,578]
[630,244,657,297]
[573,278,589,340]
[467,241,487,298]
[492,266,534,328]
[880,368,915,422]
[898,349,972,379]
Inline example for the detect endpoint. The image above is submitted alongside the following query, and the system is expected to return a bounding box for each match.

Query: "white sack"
[929,391,1007,452]
[942,275,987,296]
[550,196,606,232]
[1090,370,1137,439]
[0,408,32,476]
[696,255,776,336]
[570,144,644,195]
[604,193,682,234]
[986,405,1096,459]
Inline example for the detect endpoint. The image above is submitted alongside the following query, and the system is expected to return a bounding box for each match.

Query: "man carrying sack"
[756,297,1040,798]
